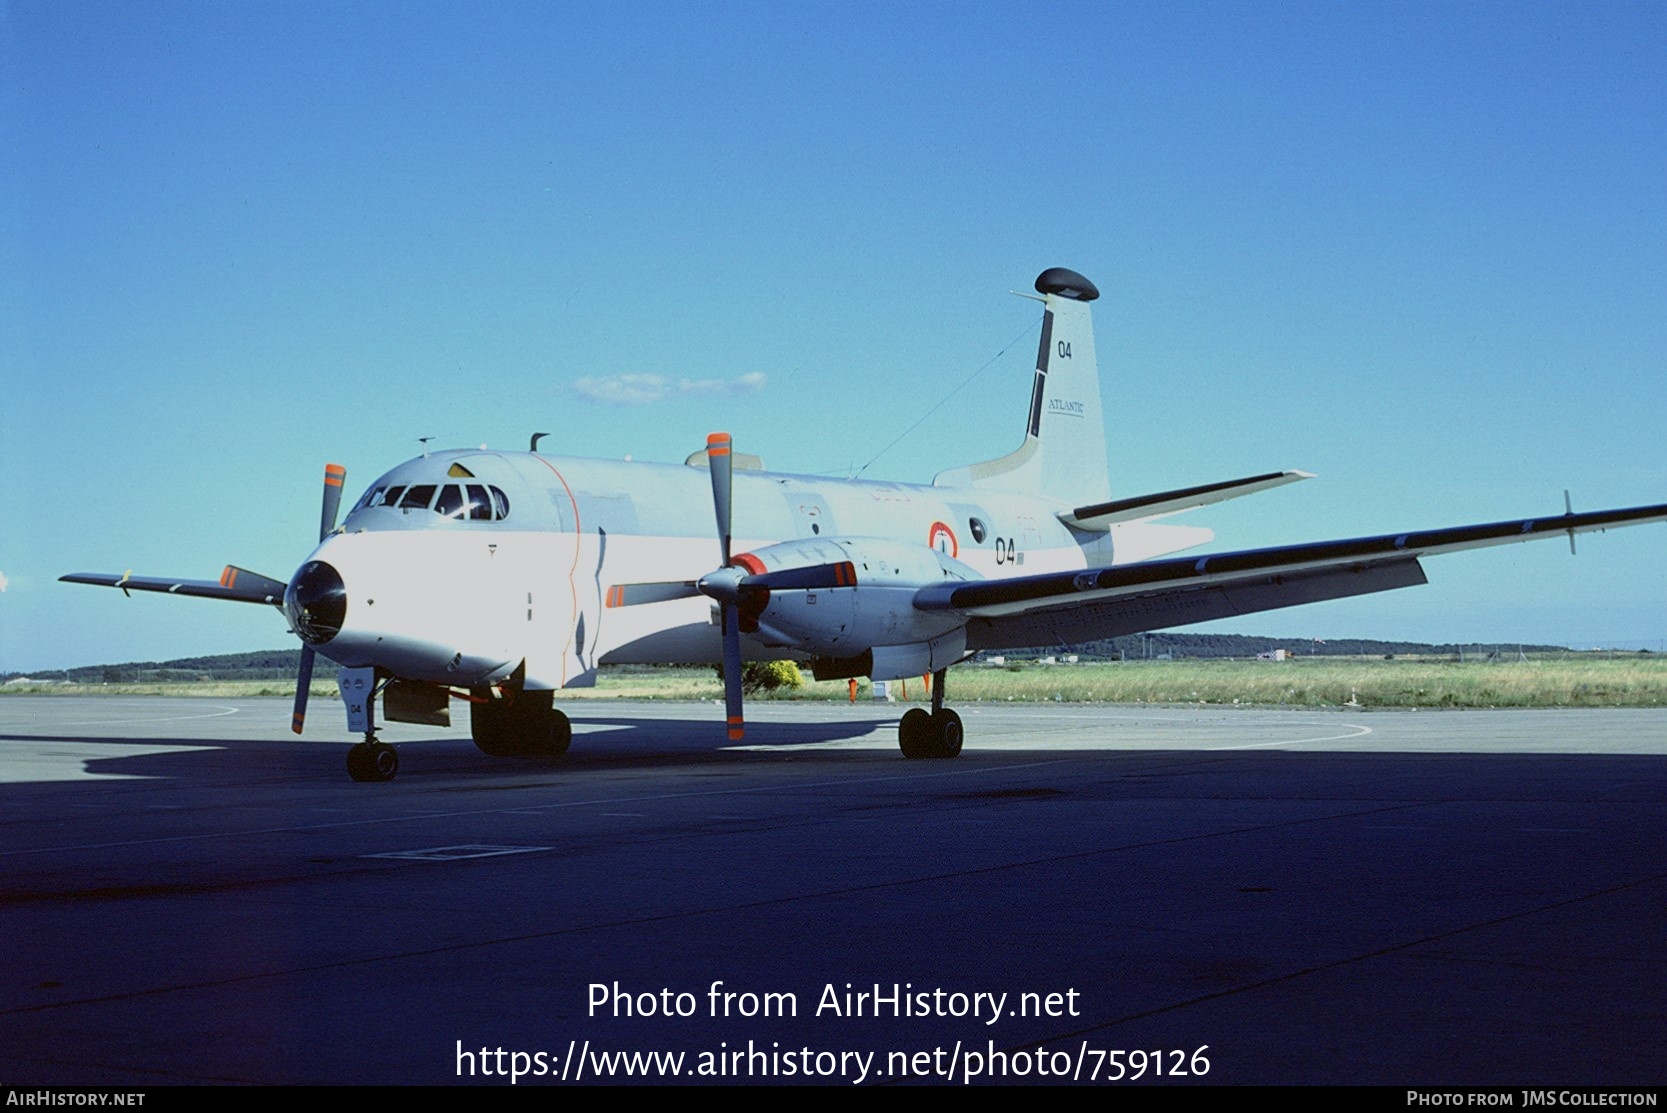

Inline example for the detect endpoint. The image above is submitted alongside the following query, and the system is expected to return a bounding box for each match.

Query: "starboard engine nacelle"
[726,537,977,677]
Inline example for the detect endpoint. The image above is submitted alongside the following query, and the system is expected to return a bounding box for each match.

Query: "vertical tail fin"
[933,268,1110,504]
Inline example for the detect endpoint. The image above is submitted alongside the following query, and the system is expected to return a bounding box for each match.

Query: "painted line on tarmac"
[1207,722,1374,749]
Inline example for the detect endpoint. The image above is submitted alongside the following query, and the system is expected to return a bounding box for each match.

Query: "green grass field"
[7,656,1665,709]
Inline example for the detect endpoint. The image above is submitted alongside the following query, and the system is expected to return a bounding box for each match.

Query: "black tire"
[367,741,399,781]
[472,691,570,757]
[346,742,373,781]
[470,699,523,756]
[931,709,963,758]
[899,708,933,759]
[544,708,572,756]
[346,741,397,781]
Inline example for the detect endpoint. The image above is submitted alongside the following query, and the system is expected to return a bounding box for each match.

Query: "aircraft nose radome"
[285,560,347,646]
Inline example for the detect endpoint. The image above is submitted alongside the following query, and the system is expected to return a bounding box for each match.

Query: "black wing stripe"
[919,502,1667,614]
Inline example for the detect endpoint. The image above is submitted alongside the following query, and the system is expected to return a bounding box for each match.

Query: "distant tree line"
[5,650,306,684]
[995,632,1572,661]
[4,634,1598,685]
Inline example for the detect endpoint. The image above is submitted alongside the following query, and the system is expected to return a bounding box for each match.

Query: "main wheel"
[471,691,571,757]
[898,708,933,759]
[930,708,963,758]
[541,708,572,756]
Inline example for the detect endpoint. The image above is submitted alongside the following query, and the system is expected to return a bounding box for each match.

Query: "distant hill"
[3,633,1592,684]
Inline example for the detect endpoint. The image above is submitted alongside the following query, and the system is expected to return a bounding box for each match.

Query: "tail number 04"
[994,537,1022,565]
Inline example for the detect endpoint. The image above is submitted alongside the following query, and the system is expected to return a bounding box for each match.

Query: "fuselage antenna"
[531,432,550,453]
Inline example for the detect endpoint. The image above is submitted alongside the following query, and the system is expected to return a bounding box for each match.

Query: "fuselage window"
[359,486,388,510]
[434,484,466,518]
[380,486,407,509]
[399,484,437,511]
[490,486,510,520]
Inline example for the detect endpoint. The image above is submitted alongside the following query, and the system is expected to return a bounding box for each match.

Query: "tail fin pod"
[933,268,1111,504]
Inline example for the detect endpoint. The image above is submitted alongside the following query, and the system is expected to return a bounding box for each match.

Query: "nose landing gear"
[338,666,399,782]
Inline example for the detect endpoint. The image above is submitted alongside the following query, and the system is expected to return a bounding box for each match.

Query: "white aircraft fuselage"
[299,449,1099,692]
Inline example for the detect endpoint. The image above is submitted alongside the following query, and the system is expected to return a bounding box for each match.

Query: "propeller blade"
[292,645,316,734]
[749,561,858,591]
[720,599,744,741]
[707,432,733,566]
[702,432,745,739]
[604,581,701,607]
[320,463,347,541]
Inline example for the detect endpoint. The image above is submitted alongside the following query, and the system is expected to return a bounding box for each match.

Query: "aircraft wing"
[60,565,288,607]
[914,502,1667,650]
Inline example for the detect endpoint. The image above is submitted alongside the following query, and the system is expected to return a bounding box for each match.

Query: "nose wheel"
[346,737,399,782]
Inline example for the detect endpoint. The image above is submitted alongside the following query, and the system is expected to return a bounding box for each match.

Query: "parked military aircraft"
[64,268,1667,780]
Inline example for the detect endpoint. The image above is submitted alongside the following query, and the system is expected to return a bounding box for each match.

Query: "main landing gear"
[898,667,963,759]
[470,688,572,758]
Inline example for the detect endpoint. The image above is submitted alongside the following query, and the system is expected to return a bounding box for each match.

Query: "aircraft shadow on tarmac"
[1,711,903,786]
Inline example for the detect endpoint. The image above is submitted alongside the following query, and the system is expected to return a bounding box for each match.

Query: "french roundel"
[928,521,958,558]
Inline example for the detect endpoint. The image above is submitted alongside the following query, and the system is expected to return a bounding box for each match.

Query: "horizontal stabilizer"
[1061,470,1313,531]
[61,565,289,606]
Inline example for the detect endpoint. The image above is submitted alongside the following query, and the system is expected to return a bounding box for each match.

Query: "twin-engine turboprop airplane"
[64,268,1667,781]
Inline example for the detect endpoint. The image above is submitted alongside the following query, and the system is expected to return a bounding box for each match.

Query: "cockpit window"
[355,479,508,521]
[434,484,466,518]
[465,484,493,520]
[398,485,437,510]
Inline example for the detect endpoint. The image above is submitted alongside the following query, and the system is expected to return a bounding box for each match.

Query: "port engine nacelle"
[727,537,977,676]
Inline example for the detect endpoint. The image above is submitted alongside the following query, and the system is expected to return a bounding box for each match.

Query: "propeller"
[292,462,346,734]
[603,432,859,742]
[703,433,746,741]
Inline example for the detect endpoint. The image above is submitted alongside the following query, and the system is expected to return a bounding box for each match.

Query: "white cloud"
[0,570,8,592]
[563,372,766,406]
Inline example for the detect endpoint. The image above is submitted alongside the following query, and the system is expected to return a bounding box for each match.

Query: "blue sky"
[3,1,1664,672]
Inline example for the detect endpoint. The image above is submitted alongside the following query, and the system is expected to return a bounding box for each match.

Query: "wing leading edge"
[914,502,1667,650]
[60,565,288,606]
